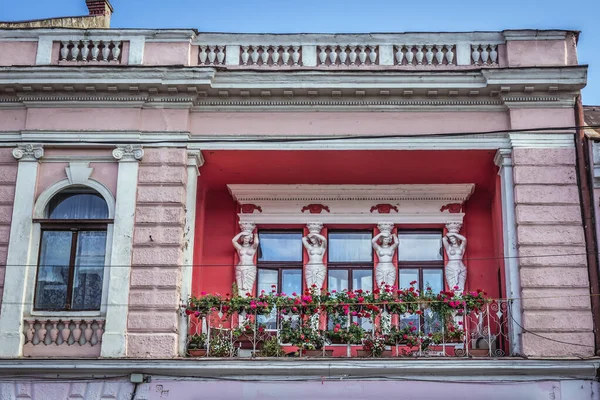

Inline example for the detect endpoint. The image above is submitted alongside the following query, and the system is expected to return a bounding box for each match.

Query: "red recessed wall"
[192,150,504,299]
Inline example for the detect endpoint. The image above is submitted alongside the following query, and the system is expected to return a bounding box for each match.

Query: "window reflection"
[328,232,372,263]
[398,233,442,261]
[258,232,302,262]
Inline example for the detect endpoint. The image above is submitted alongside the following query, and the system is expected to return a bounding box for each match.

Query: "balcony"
[183,286,512,358]
[22,318,105,357]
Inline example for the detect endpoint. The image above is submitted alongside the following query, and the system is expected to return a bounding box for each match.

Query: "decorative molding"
[240,204,262,214]
[12,144,43,161]
[229,184,475,202]
[440,203,463,213]
[112,145,144,162]
[239,221,256,233]
[65,162,94,185]
[446,221,462,234]
[370,204,399,214]
[494,148,512,168]
[230,184,474,225]
[509,133,574,148]
[301,204,330,214]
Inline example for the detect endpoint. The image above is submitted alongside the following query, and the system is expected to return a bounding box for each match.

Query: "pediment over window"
[228,184,475,224]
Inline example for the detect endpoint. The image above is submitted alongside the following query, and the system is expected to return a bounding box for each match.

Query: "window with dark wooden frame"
[327,231,374,329]
[33,189,111,311]
[256,230,303,328]
[397,231,444,334]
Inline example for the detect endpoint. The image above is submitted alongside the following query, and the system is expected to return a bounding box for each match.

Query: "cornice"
[502,30,570,41]
[228,184,475,202]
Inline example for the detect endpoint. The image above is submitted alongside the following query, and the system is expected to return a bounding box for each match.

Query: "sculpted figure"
[443,222,467,293]
[302,222,327,289]
[372,223,399,289]
[232,222,258,296]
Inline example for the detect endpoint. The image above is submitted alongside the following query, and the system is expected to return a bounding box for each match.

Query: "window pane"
[328,232,372,263]
[258,232,302,262]
[48,193,108,220]
[399,269,419,290]
[398,233,442,261]
[282,269,302,296]
[352,269,373,292]
[35,231,72,310]
[328,269,349,293]
[257,269,278,294]
[423,269,444,293]
[71,231,106,310]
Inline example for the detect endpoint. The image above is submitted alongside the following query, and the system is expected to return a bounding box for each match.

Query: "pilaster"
[494,148,523,355]
[178,150,204,356]
[0,144,43,358]
[101,145,143,358]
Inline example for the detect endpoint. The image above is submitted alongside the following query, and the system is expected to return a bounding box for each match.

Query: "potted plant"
[358,334,390,357]
[258,336,285,357]
[209,334,236,357]
[281,320,330,356]
[187,333,207,357]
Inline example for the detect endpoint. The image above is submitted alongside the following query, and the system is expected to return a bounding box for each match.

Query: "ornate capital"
[239,221,256,233]
[187,150,205,176]
[12,144,43,161]
[494,149,512,169]
[307,222,323,234]
[445,221,462,234]
[377,222,394,235]
[112,145,144,162]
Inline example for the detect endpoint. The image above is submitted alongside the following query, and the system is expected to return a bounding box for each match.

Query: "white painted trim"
[509,133,574,148]
[228,184,475,202]
[0,149,42,357]
[494,149,523,356]
[23,177,116,321]
[32,178,116,219]
[503,30,569,41]
[178,150,203,356]
[238,213,465,225]
[101,146,143,358]
[0,358,596,379]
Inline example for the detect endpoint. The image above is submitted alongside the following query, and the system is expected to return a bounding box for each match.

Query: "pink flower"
[200,291,207,296]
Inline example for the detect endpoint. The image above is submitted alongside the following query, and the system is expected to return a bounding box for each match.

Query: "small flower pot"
[469,348,491,357]
[301,349,333,357]
[188,349,207,357]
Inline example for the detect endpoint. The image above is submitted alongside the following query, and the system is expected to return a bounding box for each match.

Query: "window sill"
[27,311,105,319]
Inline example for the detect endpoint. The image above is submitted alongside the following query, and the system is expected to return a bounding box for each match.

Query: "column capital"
[494,148,512,168]
[12,144,43,162]
[112,145,144,162]
[187,150,205,176]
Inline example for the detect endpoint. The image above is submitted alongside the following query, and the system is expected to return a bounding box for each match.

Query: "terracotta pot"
[356,349,394,357]
[188,349,207,357]
[301,349,334,357]
[469,348,491,357]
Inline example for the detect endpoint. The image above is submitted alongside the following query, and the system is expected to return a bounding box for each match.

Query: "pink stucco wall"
[128,148,188,358]
[25,108,141,131]
[0,109,26,131]
[0,41,37,66]
[506,33,578,67]
[513,147,594,357]
[35,149,117,199]
[143,42,191,66]
[509,108,575,131]
[191,111,511,136]
[0,378,595,400]
[0,149,17,315]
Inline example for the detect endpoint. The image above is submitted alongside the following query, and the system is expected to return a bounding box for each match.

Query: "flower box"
[301,349,334,357]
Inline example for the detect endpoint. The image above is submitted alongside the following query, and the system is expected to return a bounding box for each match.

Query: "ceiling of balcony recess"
[198,150,497,195]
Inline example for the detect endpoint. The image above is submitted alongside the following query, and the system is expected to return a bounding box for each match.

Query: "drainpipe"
[574,95,600,355]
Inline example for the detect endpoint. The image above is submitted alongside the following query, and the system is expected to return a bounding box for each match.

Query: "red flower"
[409,281,417,286]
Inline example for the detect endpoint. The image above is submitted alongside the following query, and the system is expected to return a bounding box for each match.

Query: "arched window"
[34,188,111,311]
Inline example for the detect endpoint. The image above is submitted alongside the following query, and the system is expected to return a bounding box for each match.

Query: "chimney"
[86,0,114,17]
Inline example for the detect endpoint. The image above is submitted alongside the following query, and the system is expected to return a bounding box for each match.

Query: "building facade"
[0,4,598,398]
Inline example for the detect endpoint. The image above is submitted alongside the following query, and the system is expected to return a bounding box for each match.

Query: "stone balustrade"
[23,318,105,357]
[395,44,456,66]
[317,45,377,66]
[58,39,123,63]
[471,44,499,65]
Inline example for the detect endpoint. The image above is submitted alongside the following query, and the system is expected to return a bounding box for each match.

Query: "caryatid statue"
[302,222,327,289]
[232,222,259,297]
[443,222,467,293]
[372,222,399,289]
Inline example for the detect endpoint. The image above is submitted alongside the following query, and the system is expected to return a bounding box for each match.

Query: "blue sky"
[1,0,599,104]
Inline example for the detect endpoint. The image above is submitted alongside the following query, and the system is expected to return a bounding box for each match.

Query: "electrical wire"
[1,124,599,146]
